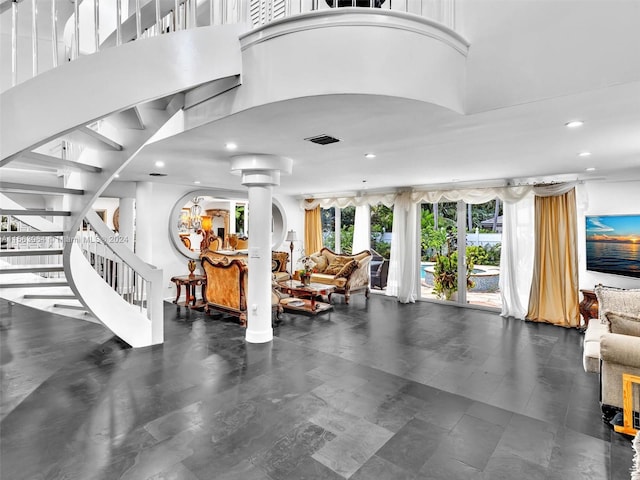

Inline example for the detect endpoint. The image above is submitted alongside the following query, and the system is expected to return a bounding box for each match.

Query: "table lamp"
[285,229,297,278]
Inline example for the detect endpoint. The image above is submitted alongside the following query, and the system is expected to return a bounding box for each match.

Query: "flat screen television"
[585,214,640,278]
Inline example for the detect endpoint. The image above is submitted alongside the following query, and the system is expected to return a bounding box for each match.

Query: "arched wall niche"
[169,189,287,260]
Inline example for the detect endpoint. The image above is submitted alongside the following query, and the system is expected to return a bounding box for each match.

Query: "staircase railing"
[72,209,163,346]
[4,0,456,90]
[0,214,64,277]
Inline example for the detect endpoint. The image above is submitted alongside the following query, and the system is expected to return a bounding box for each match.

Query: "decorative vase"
[188,260,197,276]
[301,273,311,286]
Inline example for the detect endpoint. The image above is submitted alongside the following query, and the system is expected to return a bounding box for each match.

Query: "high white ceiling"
[121,80,640,197]
[120,0,640,197]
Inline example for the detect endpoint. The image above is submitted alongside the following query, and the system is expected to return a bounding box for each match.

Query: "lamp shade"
[200,215,212,232]
[285,230,297,242]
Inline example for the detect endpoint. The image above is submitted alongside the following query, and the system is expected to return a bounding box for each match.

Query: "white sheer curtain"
[352,204,370,254]
[387,192,419,303]
[500,193,535,319]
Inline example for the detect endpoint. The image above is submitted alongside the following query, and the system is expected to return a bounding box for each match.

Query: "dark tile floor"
[0,295,635,479]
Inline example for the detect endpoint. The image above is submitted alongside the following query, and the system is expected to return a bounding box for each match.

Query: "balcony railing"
[4,0,455,89]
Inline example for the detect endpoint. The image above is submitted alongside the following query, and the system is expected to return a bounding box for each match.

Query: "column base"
[245,328,273,343]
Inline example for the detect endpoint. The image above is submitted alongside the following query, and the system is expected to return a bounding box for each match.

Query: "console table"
[171,274,207,309]
[579,289,599,330]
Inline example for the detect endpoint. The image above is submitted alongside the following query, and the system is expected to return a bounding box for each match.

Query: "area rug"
[633,431,640,480]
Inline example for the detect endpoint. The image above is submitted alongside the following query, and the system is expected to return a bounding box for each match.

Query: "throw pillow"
[606,311,640,337]
[336,259,358,279]
[271,259,281,272]
[310,254,328,273]
[325,256,352,275]
[272,252,289,272]
[594,285,640,324]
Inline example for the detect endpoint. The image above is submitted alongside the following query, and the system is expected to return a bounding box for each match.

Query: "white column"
[118,197,135,251]
[231,155,293,344]
[246,184,273,343]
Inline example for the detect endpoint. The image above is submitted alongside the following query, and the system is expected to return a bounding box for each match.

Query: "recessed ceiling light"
[225,142,238,150]
[364,153,376,159]
[114,173,120,178]
[578,151,591,157]
[194,180,201,184]
[585,167,596,172]
[155,160,165,167]
[565,120,584,128]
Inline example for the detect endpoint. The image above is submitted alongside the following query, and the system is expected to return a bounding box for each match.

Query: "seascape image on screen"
[585,214,640,278]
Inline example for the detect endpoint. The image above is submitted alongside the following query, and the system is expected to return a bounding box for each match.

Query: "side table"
[170,274,207,309]
[579,289,599,330]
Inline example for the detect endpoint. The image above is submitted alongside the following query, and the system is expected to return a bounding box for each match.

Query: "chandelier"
[178,196,203,231]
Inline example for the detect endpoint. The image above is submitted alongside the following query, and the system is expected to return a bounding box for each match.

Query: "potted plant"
[297,256,316,286]
[432,229,474,300]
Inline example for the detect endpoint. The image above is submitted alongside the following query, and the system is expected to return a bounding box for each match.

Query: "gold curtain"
[304,205,323,255]
[527,188,580,327]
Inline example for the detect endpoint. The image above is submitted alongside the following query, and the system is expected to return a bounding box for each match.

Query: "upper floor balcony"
[1,0,458,92]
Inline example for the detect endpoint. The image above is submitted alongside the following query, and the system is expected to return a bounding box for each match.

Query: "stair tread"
[0,182,84,195]
[0,249,63,256]
[23,293,76,299]
[17,152,102,173]
[52,303,86,311]
[0,209,71,216]
[1,264,64,271]
[77,126,123,151]
[0,281,69,288]
[0,230,65,236]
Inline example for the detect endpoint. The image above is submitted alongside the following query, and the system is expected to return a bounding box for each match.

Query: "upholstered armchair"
[200,250,289,326]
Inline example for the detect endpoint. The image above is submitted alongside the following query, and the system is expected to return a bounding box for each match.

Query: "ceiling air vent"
[305,134,340,145]
[149,172,168,177]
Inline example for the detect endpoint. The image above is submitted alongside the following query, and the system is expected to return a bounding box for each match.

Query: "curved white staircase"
[1,25,243,347]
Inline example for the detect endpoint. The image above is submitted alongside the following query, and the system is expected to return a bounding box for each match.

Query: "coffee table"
[277,280,335,315]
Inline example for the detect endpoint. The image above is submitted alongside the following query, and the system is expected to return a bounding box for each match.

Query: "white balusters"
[116,0,122,46]
[51,0,58,68]
[11,0,18,86]
[94,0,100,52]
[155,0,161,32]
[31,0,38,76]
[73,0,79,59]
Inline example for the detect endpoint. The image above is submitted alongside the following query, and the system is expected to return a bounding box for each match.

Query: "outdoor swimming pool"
[422,263,500,292]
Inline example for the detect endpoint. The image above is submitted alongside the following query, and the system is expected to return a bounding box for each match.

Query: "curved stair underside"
[1,26,243,346]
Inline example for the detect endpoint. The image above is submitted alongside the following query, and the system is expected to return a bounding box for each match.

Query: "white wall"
[579,180,640,290]
[91,197,119,230]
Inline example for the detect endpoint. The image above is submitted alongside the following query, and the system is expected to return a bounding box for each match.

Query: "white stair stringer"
[1,26,244,347]
[68,240,160,348]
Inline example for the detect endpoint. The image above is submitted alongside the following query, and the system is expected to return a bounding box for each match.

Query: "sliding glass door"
[420,199,502,310]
